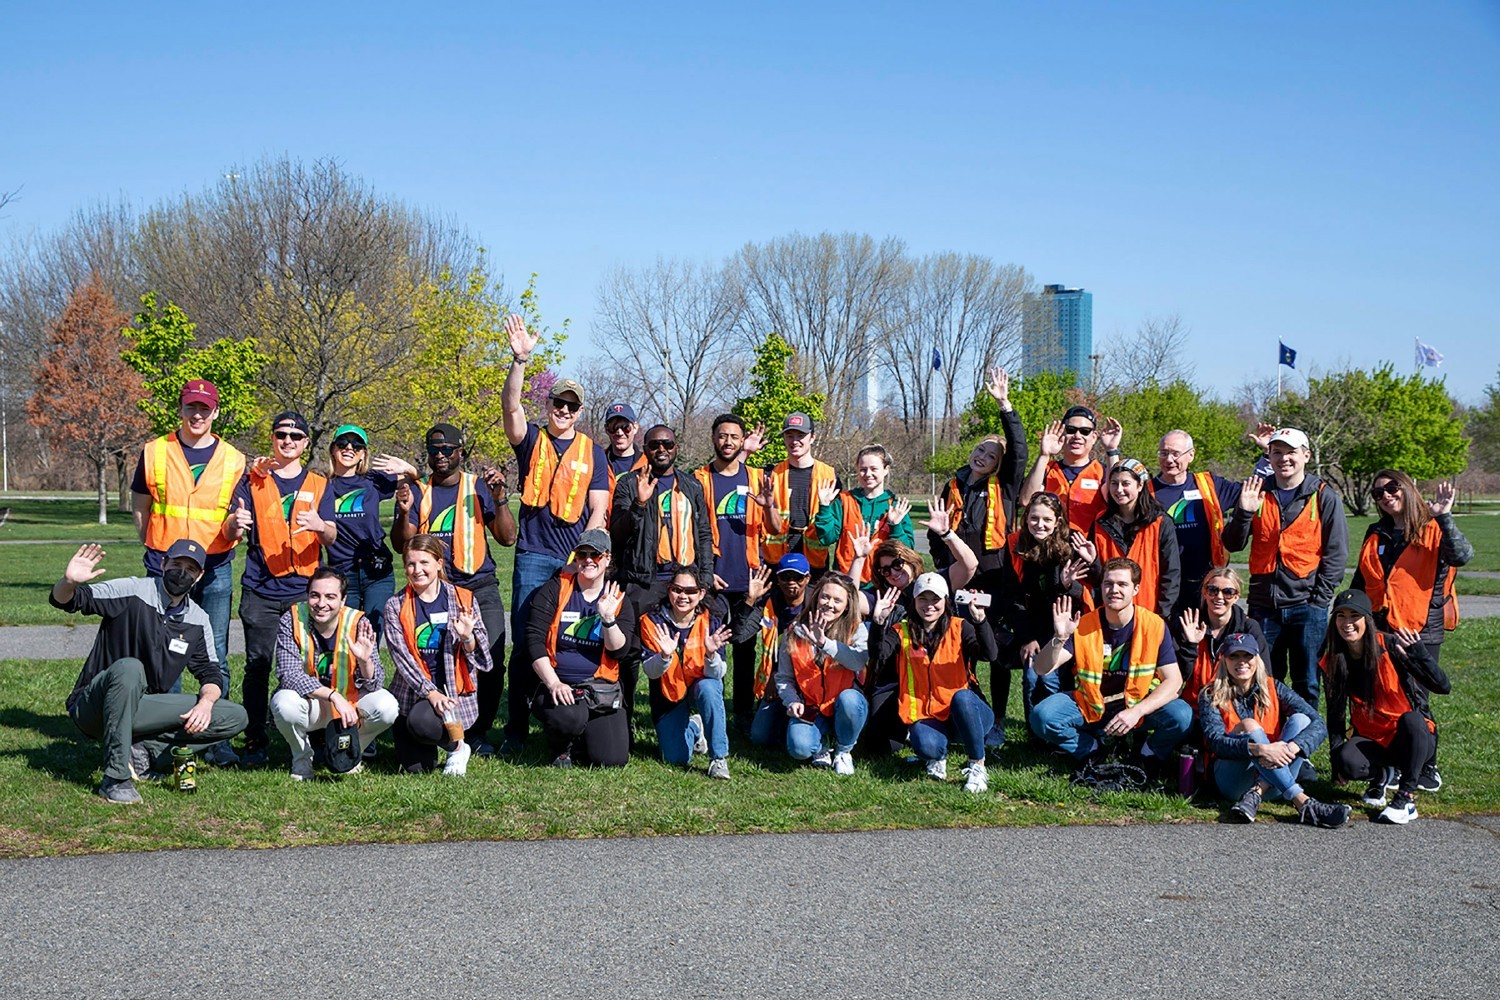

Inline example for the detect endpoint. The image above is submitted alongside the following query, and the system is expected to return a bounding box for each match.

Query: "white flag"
[1415,338,1444,369]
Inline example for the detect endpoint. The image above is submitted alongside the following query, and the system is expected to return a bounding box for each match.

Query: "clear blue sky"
[4,1,1497,403]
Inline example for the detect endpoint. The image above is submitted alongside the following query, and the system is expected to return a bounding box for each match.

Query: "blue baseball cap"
[606,402,638,424]
[776,553,811,577]
[1220,633,1262,657]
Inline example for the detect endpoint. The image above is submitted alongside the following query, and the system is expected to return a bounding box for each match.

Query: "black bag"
[576,679,623,715]
[324,715,362,773]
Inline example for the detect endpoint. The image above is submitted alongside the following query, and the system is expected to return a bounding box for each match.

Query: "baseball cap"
[332,424,368,446]
[575,528,612,555]
[782,412,814,434]
[164,538,207,569]
[1219,633,1262,657]
[324,715,362,774]
[776,553,811,577]
[1331,589,1374,619]
[425,423,464,447]
[552,378,585,404]
[1268,428,1310,450]
[605,402,637,424]
[1061,405,1097,429]
[271,411,309,436]
[180,380,219,408]
[914,572,949,599]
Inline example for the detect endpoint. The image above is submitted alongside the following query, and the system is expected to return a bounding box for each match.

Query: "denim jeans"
[908,689,995,762]
[1030,690,1194,760]
[193,558,235,692]
[1213,712,1312,803]
[749,699,787,747]
[1253,602,1328,704]
[505,551,567,742]
[1023,663,1061,726]
[656,677,729,764]
[786,688,869,759]
[343,567,395,650]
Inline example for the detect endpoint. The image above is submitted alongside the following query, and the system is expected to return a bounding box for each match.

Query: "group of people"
[60,330,1470,827]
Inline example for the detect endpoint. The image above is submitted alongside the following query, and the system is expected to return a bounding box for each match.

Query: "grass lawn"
[1,619,1496,857]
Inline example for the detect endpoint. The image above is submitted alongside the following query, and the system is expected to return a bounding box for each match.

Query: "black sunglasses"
[1205,585,1239,598]
[427,444,460,456]
[333,438,366,451]
[550,397,581,414]
[645,439,676,451]
[1062,424,1094,436]
[274,430,307,441]
[1371,482,1402,498]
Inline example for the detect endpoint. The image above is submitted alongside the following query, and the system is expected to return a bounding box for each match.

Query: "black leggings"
[394,702,460,772]
[532,696,629,767]
[1332,711,1435,795]
[858,686,906,756]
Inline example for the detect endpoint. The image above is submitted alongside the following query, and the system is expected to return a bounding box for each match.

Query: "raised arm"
[502,313,537,447]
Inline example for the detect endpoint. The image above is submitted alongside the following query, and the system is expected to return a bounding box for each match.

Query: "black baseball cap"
[164,538,207,569]
[271,411,310,436]
[324,715,362,773]
[1061,406,1096,429]
[1331,589,1374,619]
[425,423,464,447]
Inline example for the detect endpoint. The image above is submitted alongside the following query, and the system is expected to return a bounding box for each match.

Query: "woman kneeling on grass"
[383,534,493,776]
[640,565,735,779]
[775,572,869,774]
[1197,632,1349,827]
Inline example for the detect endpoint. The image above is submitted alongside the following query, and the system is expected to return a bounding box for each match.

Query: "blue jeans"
[1253,603,1328,703]
[344,568,395,650]
[786,688,869,759]
[656,677,729,764]
[749,699,787,747]
[1030,691,1194,760]
[506,551,568,741]
[908,689,995,762]
[1213,712,1312,802]
[1023,663,1061,722]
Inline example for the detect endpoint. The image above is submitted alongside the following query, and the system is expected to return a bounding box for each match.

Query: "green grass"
[2,620,1497,857]
[0,497,140,541]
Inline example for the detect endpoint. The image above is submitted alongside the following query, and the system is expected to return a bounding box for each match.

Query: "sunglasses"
[427,444,460,456]
[550,397,581,414]
[669,585,701,596]
[645,439,676,451]
[574,548,604,561]
[877,562,903,576]
[274,430,307,441]
[1062,425,1094,436]
[1205,585,1239,598]
[1371,483,1402,498]
[333,438,366,451]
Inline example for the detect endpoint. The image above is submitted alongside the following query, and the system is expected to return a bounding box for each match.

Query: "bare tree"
[1099,313,1196,391]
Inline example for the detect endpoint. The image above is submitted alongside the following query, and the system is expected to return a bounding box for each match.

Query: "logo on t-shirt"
[316,651,332,678]
[428,494,474,534]
[416,620,445,650]
[1165,495,1197,527]
[280,492,297,521]
[715,489,747,519]
[563,614,603,651]
[189,463,208,483]
[335,490,365,515]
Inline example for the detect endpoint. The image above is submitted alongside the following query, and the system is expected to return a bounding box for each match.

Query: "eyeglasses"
[274,430,307,442]
[427,444,460,456]
[333,438,366,451]
[1157,448,1190,459]
[1062,425,1094,436]
[1205,585,1239,598]
[877,562,902,576]
[669,585,700,596]
[645,439,676,451]
[550,397,581,414]
[1371,482,1402,498]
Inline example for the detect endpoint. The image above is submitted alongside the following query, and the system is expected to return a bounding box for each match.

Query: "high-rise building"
[1023,284,1093,384]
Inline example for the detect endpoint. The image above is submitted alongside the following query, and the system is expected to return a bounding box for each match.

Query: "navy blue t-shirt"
[608,451,639,479]
[708,466,753,593]
[1152,474,1242,586]
[415,590,450,691]
[232,468,338,602]
[325,473,396,578]
[405,477,499,591]
[132,439,234,575]
[553,584,608,685]
[515,424,609,559]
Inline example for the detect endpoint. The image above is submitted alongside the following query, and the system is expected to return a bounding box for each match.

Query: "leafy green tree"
[122,291,269,439]
[1095,379,1247,473]
[1466,367,1500,474]
[733,333,825,468]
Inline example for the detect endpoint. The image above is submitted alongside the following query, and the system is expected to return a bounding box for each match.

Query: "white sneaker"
[690,714,708,755]
[810,749,833,769]
[925,758,947,781]
[443,740,472,776]
[962,759,988,793]
[290,758,315,782]
[706,757,730,780]
[833,751,854,776]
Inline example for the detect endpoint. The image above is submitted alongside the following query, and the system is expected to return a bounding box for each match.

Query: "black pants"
[724,591,761,730]
[622,581,668,738]
[393,702,458,773]
[1332,711,1436,796]
[465,580,507,745]
[532,693,629,767]
[858,686,906,756]
[240,588,298,752]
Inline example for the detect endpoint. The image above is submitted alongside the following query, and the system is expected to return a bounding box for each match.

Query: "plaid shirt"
[383,583,493,727]
[273,606,384,697]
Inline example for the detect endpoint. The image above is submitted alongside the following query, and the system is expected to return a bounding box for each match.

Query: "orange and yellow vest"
[754,599,782,700]
[694,465,768,573]
[1249,483,1325,579]
[640,612,711,704]
[397,585,477,695]
[521,429,597,524]
[790,634,859,717]
[653,483,699,568]
[417,472,490,575]
[1071,608,1167,724]
[1357,520,1458,632]
[895,618,972,725]
[250,470,327,578]
[290,605,366,703]
[1044,459,1107,534]
[945,475,1007,553]
[545,572,620,683]
[143,433,246,555]
[763,459,837,568]
[1147,471,1227,568]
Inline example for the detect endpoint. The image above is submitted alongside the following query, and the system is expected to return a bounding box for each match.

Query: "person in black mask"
[51,538,250,803]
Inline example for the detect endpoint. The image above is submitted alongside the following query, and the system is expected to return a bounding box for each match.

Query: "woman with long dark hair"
[1078,458,1180,618]
[774,572,869,773]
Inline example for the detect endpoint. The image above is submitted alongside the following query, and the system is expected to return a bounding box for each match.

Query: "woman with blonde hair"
[1197,633,1347,827]
[774,572,869,774]
[1175,567,1266,721]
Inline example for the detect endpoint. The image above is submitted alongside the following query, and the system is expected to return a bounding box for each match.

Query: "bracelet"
[939,529,954,541]
[1105,448,1120,457]
[600,615,618,626]
[512,354,531,365]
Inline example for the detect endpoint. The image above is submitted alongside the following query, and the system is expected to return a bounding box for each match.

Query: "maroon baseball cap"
[180,380,219,408]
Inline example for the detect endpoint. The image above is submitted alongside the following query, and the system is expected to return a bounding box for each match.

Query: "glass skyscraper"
[1023,284,1093,384]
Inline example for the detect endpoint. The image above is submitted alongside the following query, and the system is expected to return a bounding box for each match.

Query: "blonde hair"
[1206,649,1273,717]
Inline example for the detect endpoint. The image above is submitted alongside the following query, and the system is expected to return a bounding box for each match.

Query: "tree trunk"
[115,449,132,513]
[97,450,108,526]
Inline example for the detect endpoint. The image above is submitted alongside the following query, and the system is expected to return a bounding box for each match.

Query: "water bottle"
[171,746,197,793]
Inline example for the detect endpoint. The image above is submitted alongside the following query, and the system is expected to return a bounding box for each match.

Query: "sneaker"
[362,741,379,761]
[550,750,574,769]
[706,757,730,780]
[290,759,315,782]
[984,723,1005,750]
[129,742,153,781]
[962,759,988,794]
[1229,786,1262,823]
[832,751,855,776]
[472,741,496,758]
[1299,797,1352,829]
[1362,767,1397,807]
[925,758,948,781]
[496,737,525,757]
[204,741,240,768]
[98,776,142,804]
[810,749,833,769]
[239,746,269,769]
[690,714,708,756]
[1417,763,1442,793]
[1377,791,1418,825]
[442,740,472,777]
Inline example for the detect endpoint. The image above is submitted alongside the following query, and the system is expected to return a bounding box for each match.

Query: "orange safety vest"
[1147,471,1227,568]
[290,605,366,703]
[763,459,837,568]
[895,618,972,725]
[1357,520,1457,632]
[417,472,490,575]
[606,452,649,518]
[945,475,1007,553]
[640,612,710,704]
[398,585,476,695]
[653,483,698,568]
[693,465,767,573]
[1071,608,1167,724]
[754,599,782,700]
[1218,682,1283,743]
[789,634,858,717]
[832,492,893,584]
[545,572,620,683]
[521,429,597,523]
[1249,483,1325,579]
[250,470,327,578]
[1044,459,1107,534]
[1092,516,1165,613]
[1321,634,1434,747]
[143,433,246,555]
[1182,635,1217,710]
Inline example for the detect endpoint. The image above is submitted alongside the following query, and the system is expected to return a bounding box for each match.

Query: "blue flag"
[1278,342,1297,369]
[932,347,942,371]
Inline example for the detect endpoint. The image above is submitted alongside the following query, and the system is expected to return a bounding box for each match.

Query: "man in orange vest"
[1148,428,1247,618]
[765,412,841,572]
[225,411,338,766]
[503,314,610,753]
[1030,557,1192,770]
[1020,405,1122,534]
[1224,427,1348,703]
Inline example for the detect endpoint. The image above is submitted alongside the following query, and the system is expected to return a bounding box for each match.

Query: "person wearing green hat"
[325,424,402,648]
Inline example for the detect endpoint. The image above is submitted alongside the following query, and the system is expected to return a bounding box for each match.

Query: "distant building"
[1023,284,1093,383]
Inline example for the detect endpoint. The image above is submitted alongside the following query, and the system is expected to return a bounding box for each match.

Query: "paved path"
[4,820,1499,998]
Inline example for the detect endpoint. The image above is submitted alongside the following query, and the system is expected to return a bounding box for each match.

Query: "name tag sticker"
[1081,479,1099,490]
[560,611,582,623]
[736,485,749,495]
[1184,489,1203,500]
[1102,643,1113,659]
[569,461,589,472]
[428,612,449,625]
[296,491,314,502]
[168,638,189,655]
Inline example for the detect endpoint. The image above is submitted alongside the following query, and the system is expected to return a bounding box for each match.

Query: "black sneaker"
[1229,786,1262,823]
[472,741,496,758]
[497,737,525,756]
[550,750,574,769]
[1361,766,1397,807]
[1299,797,1351,829]
[1417,763,1442,793]
[1377,791,1419,825]
[240,746,269,769]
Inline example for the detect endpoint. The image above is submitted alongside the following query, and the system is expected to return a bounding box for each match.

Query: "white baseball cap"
[1268,428,1309,450]
[913,572,949,599]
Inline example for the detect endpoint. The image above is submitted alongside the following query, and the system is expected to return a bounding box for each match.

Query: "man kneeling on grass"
[271,567,398,781]
[53,540,249,804]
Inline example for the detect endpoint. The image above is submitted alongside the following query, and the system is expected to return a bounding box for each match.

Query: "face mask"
[163,567,198,598]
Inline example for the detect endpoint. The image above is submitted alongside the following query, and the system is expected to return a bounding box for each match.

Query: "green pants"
[68,658,249,781]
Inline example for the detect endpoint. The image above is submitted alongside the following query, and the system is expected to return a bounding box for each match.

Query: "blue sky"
[4,1,1497,403]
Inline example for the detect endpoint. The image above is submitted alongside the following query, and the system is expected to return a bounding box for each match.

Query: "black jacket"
[609,469,715,588]
[931,408,1028,570]
[1325,633,1450,747]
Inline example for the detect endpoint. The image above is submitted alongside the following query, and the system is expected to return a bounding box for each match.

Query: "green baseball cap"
[332,424,368,445]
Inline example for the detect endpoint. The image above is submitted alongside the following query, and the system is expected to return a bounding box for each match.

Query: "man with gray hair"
[1147,429,1246,618]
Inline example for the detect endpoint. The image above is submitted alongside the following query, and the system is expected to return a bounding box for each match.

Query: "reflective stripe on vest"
[418,472,488,575]
[521,430,596,523]
[895,618,969,725]
[545,572,619,683]
[250,472,326,578]
[947,476,1006,553]
[1071,609,1166,724]
[144,433,246,554]
[654,485,698,568]
[1249,485,1324,578]
[1357,520,1443,632]
[756,601,779,701]
[291,605,365,703]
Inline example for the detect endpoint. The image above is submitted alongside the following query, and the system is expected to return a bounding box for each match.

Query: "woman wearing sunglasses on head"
[639,565,735,779]
[1175,568,1266,742]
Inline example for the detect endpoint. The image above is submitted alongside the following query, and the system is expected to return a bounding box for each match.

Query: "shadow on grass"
[0,706,99,788]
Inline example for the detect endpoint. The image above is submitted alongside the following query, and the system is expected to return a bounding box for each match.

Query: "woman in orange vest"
[811,444,914,583]
[726,554,812,749]
[1322,589,1450,825]
[382,534,493,776]
[1081,458,1180,618]
[868,573,998,793]
[1174,567,1266,743]
[522,528,634,768]
[1197,632,1349,827]
[640,565,735,778]
[773,573,869,774]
